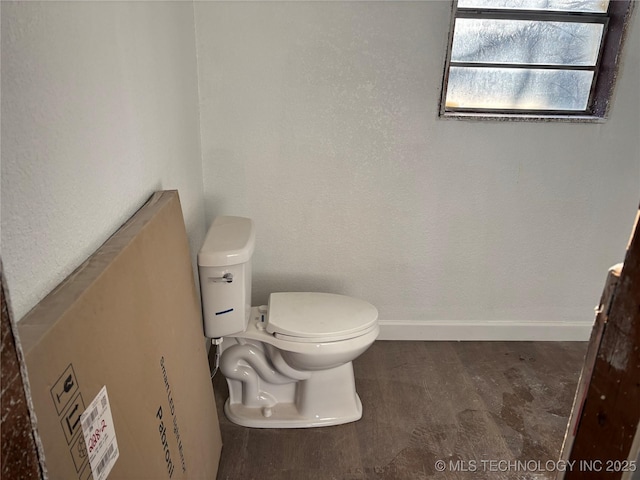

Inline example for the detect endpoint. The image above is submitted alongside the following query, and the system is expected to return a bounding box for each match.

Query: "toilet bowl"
[198,216,379,428]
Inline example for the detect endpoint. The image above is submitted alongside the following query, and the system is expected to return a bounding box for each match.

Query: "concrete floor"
[212,341,587,480]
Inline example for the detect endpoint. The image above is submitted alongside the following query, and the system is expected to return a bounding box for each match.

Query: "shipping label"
[80,386,119,480]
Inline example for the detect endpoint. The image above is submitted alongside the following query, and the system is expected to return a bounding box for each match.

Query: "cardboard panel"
[18,191,221,480]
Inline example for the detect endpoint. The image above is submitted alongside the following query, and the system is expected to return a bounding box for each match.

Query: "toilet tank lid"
[198,216,256,267]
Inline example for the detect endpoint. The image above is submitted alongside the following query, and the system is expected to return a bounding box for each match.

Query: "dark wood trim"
[592,0,635,117]
[1,261,45,479]
[558,263,622,471]
[559,208,640,479]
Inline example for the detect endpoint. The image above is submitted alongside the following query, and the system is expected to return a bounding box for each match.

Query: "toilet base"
[224,394,362,428]
[223,362,364,428]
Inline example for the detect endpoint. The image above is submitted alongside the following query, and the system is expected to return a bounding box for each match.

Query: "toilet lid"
[266,292,378,340]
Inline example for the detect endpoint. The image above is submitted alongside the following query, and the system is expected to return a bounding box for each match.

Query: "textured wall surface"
[195,2,640,330]
[2,1,638,334]
[1,1,205,320]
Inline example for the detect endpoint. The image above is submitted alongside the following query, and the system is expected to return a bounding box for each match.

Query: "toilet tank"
[198,216,255,338]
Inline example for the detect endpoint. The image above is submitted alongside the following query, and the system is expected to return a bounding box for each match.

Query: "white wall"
[2,1,638,339]
[1,1,205,320]
[195,2,640,340]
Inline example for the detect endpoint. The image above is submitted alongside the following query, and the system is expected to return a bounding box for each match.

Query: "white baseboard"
[377,320,592,341]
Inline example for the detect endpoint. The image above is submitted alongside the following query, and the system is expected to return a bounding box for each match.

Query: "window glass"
[451,19,604,66]
[457,0,609,13]
[446,67,594,111]
[439,0,635,118]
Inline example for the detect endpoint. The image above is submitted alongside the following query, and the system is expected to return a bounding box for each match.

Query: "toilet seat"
[266,292,378,343]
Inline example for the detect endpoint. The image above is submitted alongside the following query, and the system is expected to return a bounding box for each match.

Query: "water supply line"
[210,337,223,379]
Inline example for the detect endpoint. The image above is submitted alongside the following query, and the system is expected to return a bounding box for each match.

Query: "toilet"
[198,216,379,428]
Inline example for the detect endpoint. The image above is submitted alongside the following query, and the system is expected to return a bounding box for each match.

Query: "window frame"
[439,0,635,122]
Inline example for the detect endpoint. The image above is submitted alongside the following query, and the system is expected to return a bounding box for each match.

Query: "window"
[440,0,634,120]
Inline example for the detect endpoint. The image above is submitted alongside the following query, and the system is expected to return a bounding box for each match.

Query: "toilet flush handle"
[209,273,233,283]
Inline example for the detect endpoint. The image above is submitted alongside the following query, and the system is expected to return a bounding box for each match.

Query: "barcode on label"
[82,406,99,432]
[96,443,115,476]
